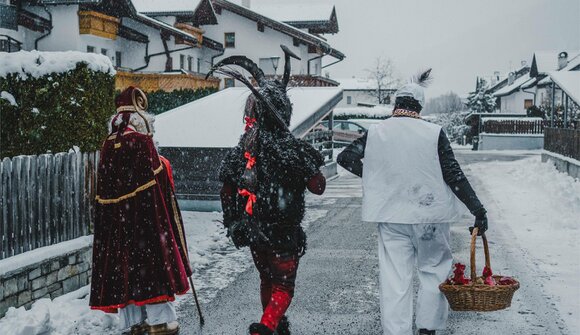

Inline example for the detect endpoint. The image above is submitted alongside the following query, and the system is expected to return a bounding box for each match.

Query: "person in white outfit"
[337,69,488,335]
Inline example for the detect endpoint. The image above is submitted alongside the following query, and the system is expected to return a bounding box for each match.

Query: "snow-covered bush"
[432,111,471,143]
[467,79,495,114]
[0,51,116,158]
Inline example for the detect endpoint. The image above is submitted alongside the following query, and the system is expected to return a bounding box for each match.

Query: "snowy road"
[178,150,578,335]
[1,150,577,335]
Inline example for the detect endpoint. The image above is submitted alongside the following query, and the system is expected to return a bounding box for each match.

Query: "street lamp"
[270,56,281,76]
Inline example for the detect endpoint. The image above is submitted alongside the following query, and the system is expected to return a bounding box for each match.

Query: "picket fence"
[0,151,99,260]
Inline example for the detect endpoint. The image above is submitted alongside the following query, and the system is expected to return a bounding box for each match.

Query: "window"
[101,48,108,56]
[347,96,352,105]
[524,99,533,109]
[188,56,193,71]
[258,58,277,75]
[224,32,235,48]
[115,51,122,68]
[197,58,202,73]
[87,46,95,53]
[224,78,235,88]
[180,54,185,70]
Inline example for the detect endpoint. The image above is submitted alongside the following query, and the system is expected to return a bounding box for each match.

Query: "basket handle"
[470,227,491,283]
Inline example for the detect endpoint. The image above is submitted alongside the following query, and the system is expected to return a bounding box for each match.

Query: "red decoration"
[238,189,257,216]
[449,263,471,285]
[244,151,256,170]
[482,266,496,286]
[498,276,518,286]
[244,116,257,132]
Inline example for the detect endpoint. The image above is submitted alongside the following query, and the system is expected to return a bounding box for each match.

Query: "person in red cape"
[89,86,192,335]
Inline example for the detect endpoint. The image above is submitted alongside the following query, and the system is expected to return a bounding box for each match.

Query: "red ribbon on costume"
[244,117,256,132]
[244,151,256,170]
[238,189,257,216]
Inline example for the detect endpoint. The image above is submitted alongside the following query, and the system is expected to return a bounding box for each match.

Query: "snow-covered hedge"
[333,105,393,120]
[0,51,116,157]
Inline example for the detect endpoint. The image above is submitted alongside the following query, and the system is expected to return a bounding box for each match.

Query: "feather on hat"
[394,69,432,108]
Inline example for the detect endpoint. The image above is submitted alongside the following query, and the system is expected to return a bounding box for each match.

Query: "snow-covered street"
[1,150,578,334]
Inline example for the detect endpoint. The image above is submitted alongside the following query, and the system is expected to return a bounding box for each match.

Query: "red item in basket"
[449,263,471,285]
[498,276,518,286]
[482,266,496,286]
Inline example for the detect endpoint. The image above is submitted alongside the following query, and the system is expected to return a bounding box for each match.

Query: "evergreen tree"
[467,79,495,113]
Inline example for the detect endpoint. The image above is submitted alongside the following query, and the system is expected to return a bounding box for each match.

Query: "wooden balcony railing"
[78,10,120,40]
[174,22,204,47]
[115,71,220,92]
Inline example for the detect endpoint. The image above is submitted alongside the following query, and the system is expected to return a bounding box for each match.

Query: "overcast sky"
[256,0,580,99]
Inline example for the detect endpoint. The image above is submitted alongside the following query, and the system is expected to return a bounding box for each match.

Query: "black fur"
[394,96,423,113]
[249,323,274,335]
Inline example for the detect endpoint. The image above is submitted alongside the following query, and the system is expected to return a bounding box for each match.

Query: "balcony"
[0,4,18,31]
[78,10,120,40]
[115,71,220,93]
[174,23,203,47]
[255,75,339,87]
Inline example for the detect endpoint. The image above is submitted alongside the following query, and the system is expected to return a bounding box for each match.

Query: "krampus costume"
[338,70,488,335]
[90,87,192,335]
[208,46,326,335]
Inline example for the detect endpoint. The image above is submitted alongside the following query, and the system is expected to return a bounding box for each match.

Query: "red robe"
[90,131,191,313]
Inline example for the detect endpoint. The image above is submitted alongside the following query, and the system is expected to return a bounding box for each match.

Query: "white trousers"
[119,302,177,330]
[378,223,452,335]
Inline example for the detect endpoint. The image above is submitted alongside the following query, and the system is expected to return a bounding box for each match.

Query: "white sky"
[252,0,580,98]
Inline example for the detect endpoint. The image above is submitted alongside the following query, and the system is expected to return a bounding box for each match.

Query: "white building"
[334,77,395,108]
[0,0,225,91]
[493,50,580,114]
[200,0,345,88]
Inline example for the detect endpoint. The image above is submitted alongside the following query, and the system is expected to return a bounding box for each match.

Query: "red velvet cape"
[89,131,191,313]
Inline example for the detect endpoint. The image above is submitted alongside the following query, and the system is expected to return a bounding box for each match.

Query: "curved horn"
[206,55,266,86]
[280,44,301,87]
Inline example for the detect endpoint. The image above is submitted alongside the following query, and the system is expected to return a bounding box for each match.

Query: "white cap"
[394,83,425,107]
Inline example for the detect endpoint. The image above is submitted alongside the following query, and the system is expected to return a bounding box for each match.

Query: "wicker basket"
[439,228,520,311]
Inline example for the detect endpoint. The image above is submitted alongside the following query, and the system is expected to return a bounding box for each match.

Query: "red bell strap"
[244,116,257,132]
[238,189,257,216]
[392,109,422,119]
[244,151,256,170]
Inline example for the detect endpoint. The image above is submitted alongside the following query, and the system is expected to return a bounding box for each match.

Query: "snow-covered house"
[493,50,580,113]
[200,0,345,88]
[334,77,395,108]
[0,0,224,92]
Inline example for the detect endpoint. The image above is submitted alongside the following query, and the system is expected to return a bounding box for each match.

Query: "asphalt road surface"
[178,151,569,335]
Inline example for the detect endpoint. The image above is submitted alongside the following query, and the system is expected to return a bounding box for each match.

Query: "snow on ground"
[0,207,328,335]
[468,156,580,331]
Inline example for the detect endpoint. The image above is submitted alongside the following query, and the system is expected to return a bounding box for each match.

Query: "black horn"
[206,55,266,86]
[280,45,301,88]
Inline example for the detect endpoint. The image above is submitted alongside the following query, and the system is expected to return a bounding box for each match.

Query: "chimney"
[242,0,251,8]
[492,71,500,85]
[558,51,568,70]
[521,60,527,67]
[508,72,515,85]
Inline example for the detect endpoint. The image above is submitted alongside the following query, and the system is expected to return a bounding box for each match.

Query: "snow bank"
[470,156,580,331]
[0,91,17,106]
[0,51,116,80]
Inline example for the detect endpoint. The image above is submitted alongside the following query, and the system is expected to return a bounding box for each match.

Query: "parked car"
[320,119,381,145]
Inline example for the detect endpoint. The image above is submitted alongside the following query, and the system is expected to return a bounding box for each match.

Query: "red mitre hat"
[115,86,142,112]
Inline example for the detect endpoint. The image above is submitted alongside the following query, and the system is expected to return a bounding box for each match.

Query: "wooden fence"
[0,151,99,260]
[544,128,580,161]
[482,120,546,134]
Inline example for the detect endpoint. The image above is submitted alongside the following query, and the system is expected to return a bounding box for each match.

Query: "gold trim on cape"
[96,179,157,204]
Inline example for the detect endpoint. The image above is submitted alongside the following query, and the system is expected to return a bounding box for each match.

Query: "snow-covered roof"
[0,50,115,79]
[155,87,343,148]
[251,3,334,23]
[135,13,198,43]
[337,78,374,91]
[493,74,535,97]
[132,0,201,13]
[532,50,580,74]
[549,71,580,105]
[213,0,344,59]
[560,54,580,71]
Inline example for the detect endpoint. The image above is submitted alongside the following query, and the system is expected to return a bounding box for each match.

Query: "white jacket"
[362,117,466,223]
